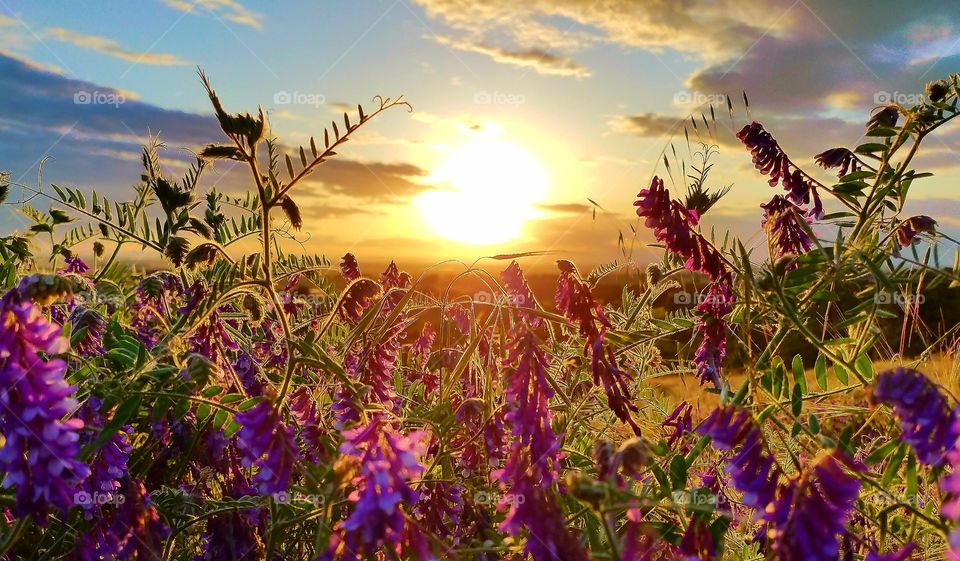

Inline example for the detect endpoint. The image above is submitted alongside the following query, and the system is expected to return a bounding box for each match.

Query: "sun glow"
[415,139,549,245]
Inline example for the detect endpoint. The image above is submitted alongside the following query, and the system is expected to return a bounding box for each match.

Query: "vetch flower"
[501,261,541,327]
[763,452,861,561]
[815,148,860,178]
[894,216,937,248]
[692,279,734,387]
[634,177,727,280]
[324,416,431,561]
[698,406,781,513]
[736,122,823,219]
[761,195,813,258]
[871,367,957,465]
[556,260,641,434]
[235,400,299,494]
[340,252,361,281]
[69,306,107,356]
[0,278,89,523]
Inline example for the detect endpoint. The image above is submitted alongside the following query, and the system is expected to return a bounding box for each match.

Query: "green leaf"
[866,439,899,465]
[814,355,827,391]
[839,170,875,182]
[834,364,849,385]
[855,142,889,153]
[881,444,907,487]
[791,383,803,416]
[855,355,874,381]
[808,414,820,434]
[669,455,688,489]
[791,355,807,394]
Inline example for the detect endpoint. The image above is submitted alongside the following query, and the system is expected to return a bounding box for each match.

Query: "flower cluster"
[764,453,860,561]
[894,216,937,248]
[761,195,813,258]
[235,400,300,493]
[693,279,734,386]
[737,121,823,219]
[634,177,727,280]
[697,407,781,513]
[871,367,957,466]
[0,277,89,523]
[555,260,640,433]
[323,416,430,561]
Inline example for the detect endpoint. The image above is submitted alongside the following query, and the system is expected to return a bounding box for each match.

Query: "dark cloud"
[0,51,432,234]
[301,160,428,201]
[432,35,590,77]
[535,202,591,213]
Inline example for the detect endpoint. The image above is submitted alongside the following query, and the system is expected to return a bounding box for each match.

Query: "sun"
[415,139,549,245]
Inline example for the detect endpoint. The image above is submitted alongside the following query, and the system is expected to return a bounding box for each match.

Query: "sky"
[1,0,959,272]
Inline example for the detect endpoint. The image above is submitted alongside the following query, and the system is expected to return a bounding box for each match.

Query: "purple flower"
[556,261,640,434]
[894,216,937,248]
[414,481,463,543]
[663,401,693,448]
[130,272,185,348]
[761,195,813,258]
[58,256,90,276]
[324,417,430,561]
[496,329,562,486]
[338,278,382,323]
[763,452,860,561]
[737,122,823,219]
[235,400,299,494]
[697,407,781,513]
[340,252,361,281]
[411,322,436,368]
[866,544,915,561]
[871,367,957,465]
[679,516,717,561]
[289,386,324,464]
[76,479,169,561]
[501,261,541,326]
[634,177,727,280]
[0,278,89,523]
[446,304,470,335]
[815,148,860,178]
[77,399,131,519]
[692,280,733,387]
[69,306,107,356]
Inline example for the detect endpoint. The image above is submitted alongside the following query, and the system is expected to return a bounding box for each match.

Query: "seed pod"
[93,241,105,257]
[926,80,950,103]
[565,472,606,506]
[280,196,302,231]
[164,236,190,267]
[617,437,653,477]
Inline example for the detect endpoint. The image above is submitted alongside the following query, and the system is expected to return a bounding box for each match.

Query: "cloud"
[161,0,263,30]
[535,202,591,214]
[415,0,794,62]
[432,35,590,78]
[43,27,189,66]
[301,160,429,201]
[0,51,429,220]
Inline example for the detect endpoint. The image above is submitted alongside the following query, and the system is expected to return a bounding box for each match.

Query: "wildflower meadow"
[1,70,960,561]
